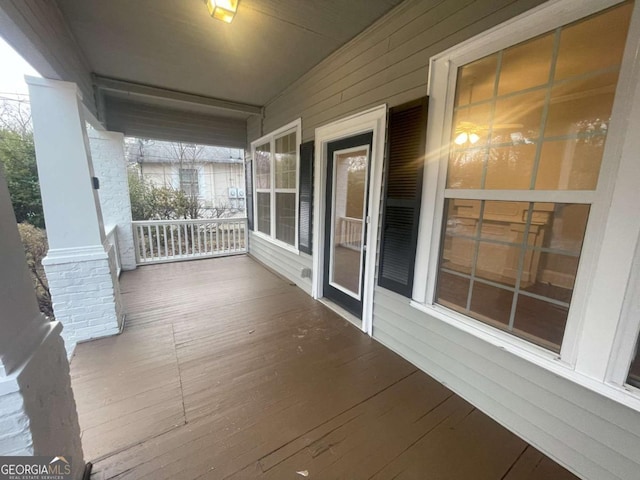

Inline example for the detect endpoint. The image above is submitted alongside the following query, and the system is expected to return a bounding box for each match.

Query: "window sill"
[409,300,640,413]
[251,230,299,255]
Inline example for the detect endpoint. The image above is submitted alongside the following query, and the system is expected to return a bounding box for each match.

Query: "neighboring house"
[125,139,246,217]
[2,1,640,480]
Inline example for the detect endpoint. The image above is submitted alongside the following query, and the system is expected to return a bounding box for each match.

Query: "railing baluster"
[209,223,214,254]
[189,224,194,255]
[170,224,175,257]
[155,225,161,260]
[146,225,152,259]
[182,223,187,255]
[233,222,237,252]
[197,223,201,255]
[203,223,208,253]
[244,218,248,252]
[131,217,247,265]
[163,224,168,258]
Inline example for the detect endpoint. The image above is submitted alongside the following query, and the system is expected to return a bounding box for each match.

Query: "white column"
[27,76,123,357]
[0,169,84,477]
[88,129,137,271]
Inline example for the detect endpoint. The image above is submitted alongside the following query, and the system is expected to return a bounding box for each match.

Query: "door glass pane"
[330,148,368,298]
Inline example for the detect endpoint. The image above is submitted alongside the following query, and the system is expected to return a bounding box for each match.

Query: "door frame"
[312,104,387,335]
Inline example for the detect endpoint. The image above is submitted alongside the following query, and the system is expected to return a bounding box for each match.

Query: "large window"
[251,120,301,249]
[426,2,634,353]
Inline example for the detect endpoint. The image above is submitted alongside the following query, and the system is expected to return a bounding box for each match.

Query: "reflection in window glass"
[255,143,270,189]
[275,133,297,189]
[273,132,297,246]
[438,3,632,351]
[447,2,632,192]
[256,192,270,235]
[436,201,589,352]
[276,192,296,245]
[253,129,298,247]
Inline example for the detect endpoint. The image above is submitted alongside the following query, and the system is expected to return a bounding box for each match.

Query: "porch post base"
[43,247,124,358]
[0,322,84,479]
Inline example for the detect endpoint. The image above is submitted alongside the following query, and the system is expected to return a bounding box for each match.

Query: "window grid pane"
[253,126,298,247]
[438,3,632,352]
[256,192,270,235]
[275,132,297,189]
[179,168,198,197]
[275,192,296,245]
[436,200,589,352]
[255,143,271,189]
[447,3,632,192]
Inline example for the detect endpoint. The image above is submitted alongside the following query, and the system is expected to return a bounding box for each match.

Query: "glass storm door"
[323,132,373,318]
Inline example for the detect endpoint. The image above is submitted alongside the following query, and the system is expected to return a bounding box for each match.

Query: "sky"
[0,36,41,97]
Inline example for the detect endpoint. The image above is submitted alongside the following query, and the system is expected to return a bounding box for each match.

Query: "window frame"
[412,0,640,408]
[179,167,199,197]
[250,119,302,253]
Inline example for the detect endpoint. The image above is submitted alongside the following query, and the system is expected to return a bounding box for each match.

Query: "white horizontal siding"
[248,232,312,296]
[106,98,247,149]
[252,0,545,143]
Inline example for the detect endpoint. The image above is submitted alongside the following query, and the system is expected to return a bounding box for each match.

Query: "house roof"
[125,139,244,165]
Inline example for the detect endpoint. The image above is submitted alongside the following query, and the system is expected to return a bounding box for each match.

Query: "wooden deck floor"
[70,255,578,480]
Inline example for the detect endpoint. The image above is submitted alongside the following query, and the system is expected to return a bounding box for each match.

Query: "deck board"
[69,255,578,479]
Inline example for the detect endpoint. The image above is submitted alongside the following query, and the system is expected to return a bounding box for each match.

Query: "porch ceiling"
[55,0,405,110]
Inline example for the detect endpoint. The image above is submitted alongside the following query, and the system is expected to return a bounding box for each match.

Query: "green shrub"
[17,222,52,318]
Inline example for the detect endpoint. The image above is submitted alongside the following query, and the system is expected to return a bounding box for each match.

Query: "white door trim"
[312,104,387,335]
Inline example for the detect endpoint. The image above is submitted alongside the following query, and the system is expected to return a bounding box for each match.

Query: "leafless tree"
[0,96,32,135]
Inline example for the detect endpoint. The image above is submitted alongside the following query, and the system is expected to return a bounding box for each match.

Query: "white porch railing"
[338,216,363,251]
[104,225,122,276]
[132,218,248,265]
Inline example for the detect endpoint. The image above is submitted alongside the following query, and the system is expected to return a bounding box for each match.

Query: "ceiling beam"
[93,74,262,116]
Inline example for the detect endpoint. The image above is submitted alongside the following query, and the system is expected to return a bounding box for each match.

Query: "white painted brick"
[44,253,122,356]
[89,132,137,271]
[0,330,84,476]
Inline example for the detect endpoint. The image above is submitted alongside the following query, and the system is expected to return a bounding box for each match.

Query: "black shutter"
[298,140,314,254]
[245,157,254,231]
[378,97,428,297]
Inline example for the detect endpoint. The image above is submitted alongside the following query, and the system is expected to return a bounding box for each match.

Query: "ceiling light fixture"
[206,0,239,23]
